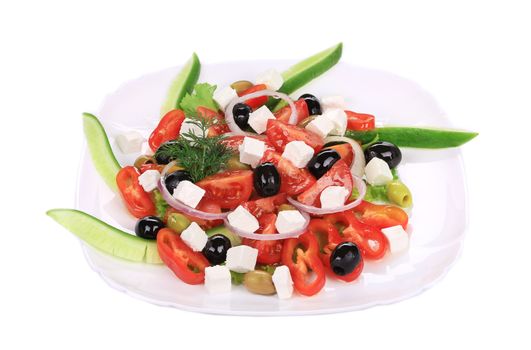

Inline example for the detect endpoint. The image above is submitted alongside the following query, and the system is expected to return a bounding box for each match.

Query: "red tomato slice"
[238,84,268,109]
[242,193,287,217]
[345,110,375,131]
[261,150,316,196]
[196,170,253,209]
[116,166,156,218]
[274,99,309,124]
[266,119,324,152]
[242,213,283,264]
[323,142,354,167]
[148,109,185,151]
[353,201,408,230]
[197,106,230,136]
[221,135,272,152]
[297,159,353,206]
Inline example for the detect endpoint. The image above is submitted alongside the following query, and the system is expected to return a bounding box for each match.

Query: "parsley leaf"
[179,83,219,116]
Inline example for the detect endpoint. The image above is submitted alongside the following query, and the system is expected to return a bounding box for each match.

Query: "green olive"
[243,270,276,295]
[230,80,253,94]
[166,213,191,234]
[297,116,316,128]
[386,181,413,207]
[278,204,297,212]
[134,155,156,169]
[227,155,251,170]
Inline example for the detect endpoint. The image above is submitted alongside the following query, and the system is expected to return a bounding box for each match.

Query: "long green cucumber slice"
[83,113,121,192]
[160,53,201,117]
[47,209,162,264]
[345,127,478,148]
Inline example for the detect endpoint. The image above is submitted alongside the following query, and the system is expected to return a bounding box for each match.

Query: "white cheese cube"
[116,131,144,154]
[275,210,307,234]
[180,118,208,138]
[281,141,314,168]
[205,265,232,294]
[305,116,335,139]
[226,245,258,273]
[172,180,205,208]
[227,205,260,233]
[364,157,393,185]
[248,106,275,134]
[255,69,284,91]
[381,225,409,254]
[138,169,161,192]
[213,86,238,111]
[322,108,347,136]
[320,186,350,209]
[180,222,208,251]
[321,95,346,110]
[239,137,266,168]
[272,265,294,299]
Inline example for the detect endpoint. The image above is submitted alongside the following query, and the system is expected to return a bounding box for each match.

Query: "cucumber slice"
[47,209,162,264]
[206,225,241,247]
[83,113,121,192]
[160,53,201,117]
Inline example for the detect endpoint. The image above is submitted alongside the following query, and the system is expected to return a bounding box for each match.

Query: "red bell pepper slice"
[116,166,156,218]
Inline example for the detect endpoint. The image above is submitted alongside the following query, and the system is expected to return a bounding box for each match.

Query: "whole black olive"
[299,93,322,115]
[330,242,362,276]
[306,149,340,179]
[164,170,193,194]
[364,141,402,169]
[253,163,281,197]
[154,140,181,165]
[202,234,232,265]
[232,103,252,130]
[135,216,165,240]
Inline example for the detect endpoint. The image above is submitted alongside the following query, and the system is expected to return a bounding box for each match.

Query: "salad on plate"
[48,43,477,299]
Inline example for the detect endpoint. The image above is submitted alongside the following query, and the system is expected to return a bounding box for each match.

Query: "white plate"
[76,60,468,316]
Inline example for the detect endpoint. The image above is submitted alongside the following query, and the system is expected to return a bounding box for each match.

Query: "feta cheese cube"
[281,141,314,168]
[321,95,346,110]
[226,245,258,273]
[305,116,335,139]
[381,225,409,254]
[205,265,232,294]
[255,69,284,91]
[213,86,238,111]
[116,131,144,154]
[180,118,208,138]
[320,186,350,209]
[172,180,205,208]
[322,108,347,136]
[272,265,294,299]
[248,106,275,134]
[239,137,266,168]
[180,222,208,251]
[364,157,393,185]
[275,210,307,234]
[138,169,161,192]
[227,205,260,233]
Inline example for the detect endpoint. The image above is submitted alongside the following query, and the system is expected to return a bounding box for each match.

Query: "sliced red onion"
[224,90,298,135]
[325,136,366,178]
[223,210,310,241]
[287,176,367,215]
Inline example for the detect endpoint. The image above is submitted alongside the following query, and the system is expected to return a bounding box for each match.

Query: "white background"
[1,0,529,349]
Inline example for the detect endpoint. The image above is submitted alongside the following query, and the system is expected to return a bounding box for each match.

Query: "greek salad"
[48,43,477,298]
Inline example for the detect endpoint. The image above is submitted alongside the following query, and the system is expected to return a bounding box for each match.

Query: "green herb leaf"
[179,83,218,116]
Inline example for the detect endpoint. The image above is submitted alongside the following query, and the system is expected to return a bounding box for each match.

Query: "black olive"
[154,140,181,165]
[202,234,232,265]
[299,93,322,115]
[164,170,193,194]
[364,141,402,169]
[306,149,340,179]
[330,242,362,276]
[232,103,252,130]
[253,163,281,197]
[323,141,347,148]
[135,216,164,240]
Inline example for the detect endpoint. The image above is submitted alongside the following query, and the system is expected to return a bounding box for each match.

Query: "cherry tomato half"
[148,109,185,151]
[261,150,316,196]
[196,170,254,209]
[116,166,156,218]
[266,119,324,153]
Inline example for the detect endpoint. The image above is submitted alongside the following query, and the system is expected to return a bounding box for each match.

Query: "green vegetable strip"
[346,127,478,149]
[82,113,121,192]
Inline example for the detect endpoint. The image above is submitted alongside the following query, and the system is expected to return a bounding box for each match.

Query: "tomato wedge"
[266,119,324,152]
[238,84,268,109]
[242,213,283,264]
[197,106,230,136]
[242,193,287,217]
[221,134,272,152]
[196,170,253,209]
[157,228,210,284]
[353,201,408,230]
[297,159,353,206]
[274,99,309,124]
[148,109,185,151]
[116,166,156,218]
[281,231,326,296]
[323,142,354,167]
[345,110,375,131]
[261,150,315,196]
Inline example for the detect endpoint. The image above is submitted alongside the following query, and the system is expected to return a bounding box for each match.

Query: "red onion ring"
[324,136,366,178]
[224,90,298,135]
[287,176,367,215]
[223,210,310,241]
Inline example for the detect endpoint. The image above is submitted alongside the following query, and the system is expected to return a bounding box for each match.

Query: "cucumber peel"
[82,113,121,192]
[160,53,201,117]
[47,209,162,264]
[346,126,478,148]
